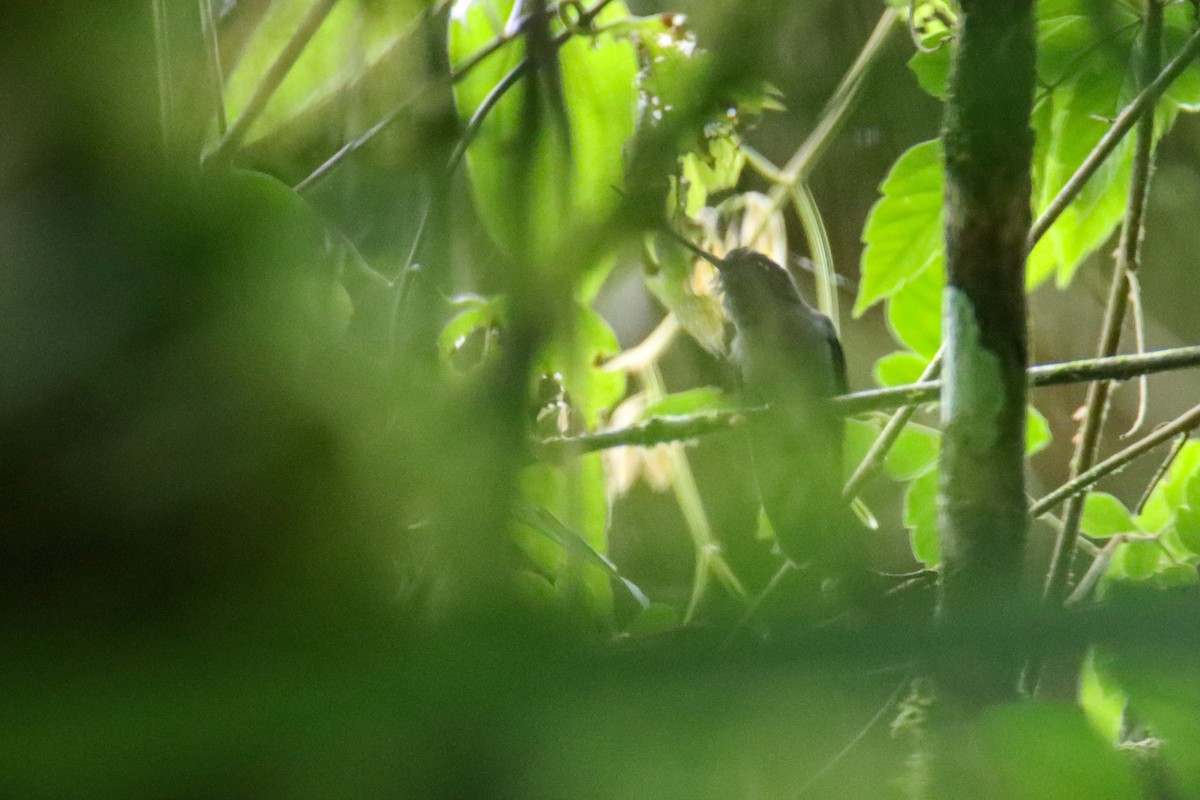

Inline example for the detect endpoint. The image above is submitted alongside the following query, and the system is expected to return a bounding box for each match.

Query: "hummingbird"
[712,248,864,596]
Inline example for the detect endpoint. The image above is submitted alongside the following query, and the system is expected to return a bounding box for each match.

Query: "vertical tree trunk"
[937,0,1036,703]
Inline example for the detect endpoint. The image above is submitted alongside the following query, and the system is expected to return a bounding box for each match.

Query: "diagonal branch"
[206,0,340,163]
[1031,403,1200,518]
[1040,0,1165,624]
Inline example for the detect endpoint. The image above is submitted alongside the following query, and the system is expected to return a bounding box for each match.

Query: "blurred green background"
[4,2,1200,798]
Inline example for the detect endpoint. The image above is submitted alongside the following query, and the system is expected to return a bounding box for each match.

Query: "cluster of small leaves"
[1081,441,1200,585]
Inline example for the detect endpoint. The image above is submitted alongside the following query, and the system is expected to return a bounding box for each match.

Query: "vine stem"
[1040,0,1164,616]
[536,345,1200,460]
[746,7,900,245]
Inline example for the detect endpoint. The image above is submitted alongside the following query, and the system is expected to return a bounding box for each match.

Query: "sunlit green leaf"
[887,257,944,358]
[856,140,944,316]
[1079,651,1125,742]
[449,0,638,263]
[1137,440,1200,532]
[904,468,941,568]
[1026,405,1052,456]
[1028,69,1135,288]
[874,351,929,388]
[225,0,422,144]
[1116,539,1162,580]
[907,38,951,99]
[885,423,940,482]
[536,305,626,429]
[1081,492,1139,538]
[642,387,733,418]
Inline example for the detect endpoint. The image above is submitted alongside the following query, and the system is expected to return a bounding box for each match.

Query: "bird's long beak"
[661,225,724,270]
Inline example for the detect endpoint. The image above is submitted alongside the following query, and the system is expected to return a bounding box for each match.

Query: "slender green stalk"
[199,0,227,136]
[746,8,900,244]
[791,184,839,332]
[207,0,341,163]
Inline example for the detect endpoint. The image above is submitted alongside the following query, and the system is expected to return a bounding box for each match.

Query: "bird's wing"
[814,313,848,398]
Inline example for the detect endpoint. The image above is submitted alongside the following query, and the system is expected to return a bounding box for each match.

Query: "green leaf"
[518,453,614,618]
[1163,2,1200,110]
[856,140,945,316]
[886,256,944,358]
[536,306,626,429]
[1137,440,1200,532]
[1079,652,1126,742]
[874,351,929,388]
[1116,539,1162,580]
[1170,505,1200,557]
[1081,492,1139,538]
[449,0,638,263]
[225,1,421,144]
[512,503,649,608]
[1026,405,1052,456]
[907,39,951,99]
[885,424,940,482]
[972,703,1140,800]
[438,294,506,372]
[643,238,726,354]
[1109,654,1200,799]
[642,387,733,418]
[904,469,941,568]
[1028,70,1136,288]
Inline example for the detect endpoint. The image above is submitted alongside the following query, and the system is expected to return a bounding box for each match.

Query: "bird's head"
[716,248,805,328]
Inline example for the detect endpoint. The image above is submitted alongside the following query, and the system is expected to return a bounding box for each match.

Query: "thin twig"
[1123,270,1150,437]
[1064,535,1123,607]
[538,345,1200,460]
[1031,403,1200,518]
[1133,432,1188,514]
[206,0,341,163]
[1041,0,1164,611]
[843,353,941,499]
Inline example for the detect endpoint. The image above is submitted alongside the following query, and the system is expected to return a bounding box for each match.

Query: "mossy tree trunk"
[937,0,1037,704]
